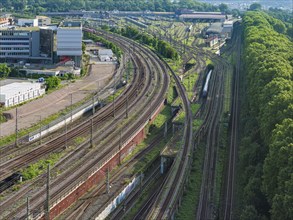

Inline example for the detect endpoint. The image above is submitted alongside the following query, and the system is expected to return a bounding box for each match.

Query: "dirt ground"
[0,64,116,138]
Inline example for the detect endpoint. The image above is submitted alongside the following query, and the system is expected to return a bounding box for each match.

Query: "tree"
[0,63,11,78]
[219,3,228,13]
[249,3,262,11]
[46,76,61,90]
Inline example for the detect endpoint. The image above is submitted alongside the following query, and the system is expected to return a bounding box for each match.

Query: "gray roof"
[98,49,113,56]
[206,22,223,34]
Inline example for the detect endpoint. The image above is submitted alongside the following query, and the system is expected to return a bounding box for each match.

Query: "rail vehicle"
[202,69,212,98]
[0,173,22,193]
[125,17,148,28]
[187,25,193,32]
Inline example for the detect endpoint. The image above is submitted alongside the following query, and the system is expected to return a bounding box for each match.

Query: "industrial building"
[17,18,38,27]
[57,21,82,67]
[0,82,45,107]
[36,16,51,26]
[0,26,54,64]
[179,12,231,22]
[98,49,113,62]
[205,21,234,39]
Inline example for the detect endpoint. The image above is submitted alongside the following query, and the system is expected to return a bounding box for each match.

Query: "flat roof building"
[98,49,113,61]
[36,16,51,26]
[0,26,54,64]
[17,18,38,27]
[0,82,45,107]
[179,12,231,22]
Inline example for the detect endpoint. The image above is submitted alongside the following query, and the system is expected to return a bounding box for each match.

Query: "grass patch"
[172,97,182,106]
[193,119,203,133]
[173,110,185,124]
[74,136,86,145]
[167,78,178,104]
[21,152,64,181]
[182,72,198,100]
[105,87,124,103]
[176,143,205,219]
[122,105,172,174]
[191,103,200,115]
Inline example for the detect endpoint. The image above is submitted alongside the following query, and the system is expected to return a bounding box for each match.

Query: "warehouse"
[98,49,114,62]
[0,82,45,107]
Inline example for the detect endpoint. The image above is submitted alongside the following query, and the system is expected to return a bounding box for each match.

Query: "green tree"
[0,63,11,78]
[249,3,262,11]
[219,3,228,13]
[46,76,61,90]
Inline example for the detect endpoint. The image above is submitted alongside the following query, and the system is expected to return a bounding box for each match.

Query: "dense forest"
[238,11,293,219]
[0,0,221,13]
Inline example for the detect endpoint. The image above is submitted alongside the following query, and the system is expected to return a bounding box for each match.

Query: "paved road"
[0,64,115,138]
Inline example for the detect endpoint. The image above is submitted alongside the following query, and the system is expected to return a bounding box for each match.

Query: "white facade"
[36,16,51,26]
[57,27,82,56]
[18,19,38,27]
[0,82,45,107]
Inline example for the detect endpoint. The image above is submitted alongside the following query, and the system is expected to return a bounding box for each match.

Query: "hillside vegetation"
[0,0,219,13]
[238,11,293,220]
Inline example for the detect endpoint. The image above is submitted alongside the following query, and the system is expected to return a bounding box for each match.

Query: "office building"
[0,26,54,64]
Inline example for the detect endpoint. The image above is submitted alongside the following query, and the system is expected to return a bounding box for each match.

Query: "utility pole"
[45,164,50,220]
[125,94,128,119]
[64,116,67,148]
[119,130,122,165]
[15,107,18,147]
[70,93,73,123]
[26,196,30,220]
[164,122,168,139]
[39,115,42,145]
[106,167,110,194]
[90,117,94,148]
[92,95,95,115]
[113,93,115,118]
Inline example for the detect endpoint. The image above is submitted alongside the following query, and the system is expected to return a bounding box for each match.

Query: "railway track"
[140,22,227,220]
[223,26,242,220]
[0,28,169,219]
[196,64,225,220]
[0,32,163,182]
[63,120,173,219]
[145,53,193,219]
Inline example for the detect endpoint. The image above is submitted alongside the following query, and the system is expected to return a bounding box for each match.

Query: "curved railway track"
[145,54,193,219]
[0,28,169,219]
[144,24,231,220]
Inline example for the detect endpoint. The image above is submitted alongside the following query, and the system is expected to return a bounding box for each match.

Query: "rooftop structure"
[17,18,38,27]
[36,16,51,26]
[206,21,234,39]
[179,13,230,22]
[0,82,45,107]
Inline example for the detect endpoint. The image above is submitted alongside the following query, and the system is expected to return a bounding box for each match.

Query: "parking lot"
[0,63,116,138]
